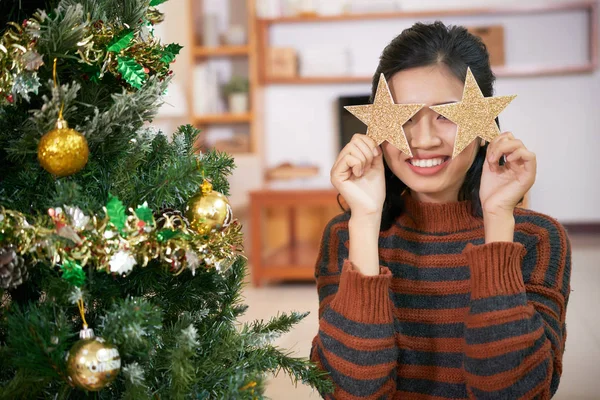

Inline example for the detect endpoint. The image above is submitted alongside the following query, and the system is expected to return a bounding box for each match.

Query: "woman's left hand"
[479,132,537,216]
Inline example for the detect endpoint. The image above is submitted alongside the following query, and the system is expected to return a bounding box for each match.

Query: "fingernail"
[373,147,379,156]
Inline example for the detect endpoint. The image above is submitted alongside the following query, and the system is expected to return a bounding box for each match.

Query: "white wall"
[264,2,600,223]
[157,0,600,223]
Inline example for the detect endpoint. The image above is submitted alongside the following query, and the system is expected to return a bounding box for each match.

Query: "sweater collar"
[398,193,482,234]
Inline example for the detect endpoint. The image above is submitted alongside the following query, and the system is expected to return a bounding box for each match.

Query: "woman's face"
[384,64,481,203]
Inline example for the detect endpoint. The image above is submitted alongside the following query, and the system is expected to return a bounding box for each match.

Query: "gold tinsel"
[0,205,243,279]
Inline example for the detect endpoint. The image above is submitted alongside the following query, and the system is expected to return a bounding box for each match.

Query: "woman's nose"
[407,119,441,149]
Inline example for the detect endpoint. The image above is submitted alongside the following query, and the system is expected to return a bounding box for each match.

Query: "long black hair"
[371,21,498,230]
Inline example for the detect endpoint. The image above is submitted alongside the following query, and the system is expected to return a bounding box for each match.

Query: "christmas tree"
[0,1,332,398]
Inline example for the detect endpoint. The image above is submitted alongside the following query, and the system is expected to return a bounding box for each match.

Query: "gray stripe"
[469,292,528,315]
[379,236,474,255]
[468,357,551,399]
[516,212,565,289]
[323,307,395,339]
[465,312,544,346]
[464,333,547,376]
[525,292,561,317]
[318,284,338,303]
[399,349,464,368]
[397,378,468,398]
[396,320,465,338]
[514,231,538,282]
[386,263,470,281]
[319,331,398,366]
[392,292,470,309]
[316,346,396,398]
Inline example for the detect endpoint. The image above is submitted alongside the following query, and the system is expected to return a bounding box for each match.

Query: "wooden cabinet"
[249,187,340,287]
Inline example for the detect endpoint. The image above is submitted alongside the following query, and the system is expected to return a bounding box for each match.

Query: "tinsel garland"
[0,196,243,287]
[0,5,180,103]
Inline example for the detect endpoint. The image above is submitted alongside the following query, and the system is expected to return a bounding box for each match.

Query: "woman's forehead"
[388,65,463,105]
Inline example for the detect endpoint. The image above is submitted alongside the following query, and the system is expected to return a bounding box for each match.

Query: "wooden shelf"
[193,113,253,125]
[263,63,597,84]
[265,76,370,84]
[258,1,595,24]
[193,45,249,57]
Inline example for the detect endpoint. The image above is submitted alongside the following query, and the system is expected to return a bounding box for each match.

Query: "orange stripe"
[397,334,464,353]
[518,360,552,400]
[397,364,465,384]
[465,340,551,392]
[317,274,340,288]
[379,248,467,267]
[514,222,551,286]
[327,220,348,274]
[316,336,396,380]
[396,391,466,400]
[466,325,546,359]
[318,294,336,318]
[466,305,534,329]
[319,318,396,352]
[332,377,397,400]
[391,277,470,295]
[394,307,469,324]
[525,284,566,318]
[382,224,483,243]
[528,300,559,322]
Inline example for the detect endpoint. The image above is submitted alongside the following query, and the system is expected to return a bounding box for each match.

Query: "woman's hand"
[480,132,537,217]
[330,134,385,218]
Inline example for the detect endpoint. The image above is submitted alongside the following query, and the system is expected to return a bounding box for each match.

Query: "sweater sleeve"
[310,217,398,399]
[461,216,571,399]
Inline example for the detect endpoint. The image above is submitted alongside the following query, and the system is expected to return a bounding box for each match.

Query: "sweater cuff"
[329,260,393,324]
[463,242,526,300]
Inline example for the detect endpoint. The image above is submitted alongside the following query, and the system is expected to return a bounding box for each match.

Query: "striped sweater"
[310,195,571,399]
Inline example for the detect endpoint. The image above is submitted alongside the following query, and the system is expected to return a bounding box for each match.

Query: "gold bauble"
[38,118,89,177]
[185,181,233,235]
[66,336,121,391]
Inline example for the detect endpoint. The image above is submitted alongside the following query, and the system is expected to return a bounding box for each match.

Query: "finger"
[505,148,536,173]
[332,153,363,180]
[338,142,368,169]
[350,137,376,170]
[345,154,364,177]
[358,134,380,156]
[488,138,525,164]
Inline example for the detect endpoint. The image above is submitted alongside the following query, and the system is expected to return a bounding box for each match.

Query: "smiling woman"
[312,21,571,400]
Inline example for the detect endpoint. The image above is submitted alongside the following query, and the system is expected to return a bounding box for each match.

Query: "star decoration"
[345,73,424,157]
[430,67,516,158]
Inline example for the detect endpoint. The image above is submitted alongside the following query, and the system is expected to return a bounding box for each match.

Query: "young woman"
[310,22,571,400]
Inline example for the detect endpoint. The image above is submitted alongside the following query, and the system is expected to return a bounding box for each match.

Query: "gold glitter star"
[430,67,516,158]
[345,73,424,157]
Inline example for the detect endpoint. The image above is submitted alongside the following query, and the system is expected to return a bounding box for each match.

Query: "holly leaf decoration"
[135,202,154,224]
[157,229,178,243]
[160,43,183,64]
[116,56,146,89]
[107,29,134,52]
[150,0,168,6]
[106,194,126,232]
[60,259,86,287]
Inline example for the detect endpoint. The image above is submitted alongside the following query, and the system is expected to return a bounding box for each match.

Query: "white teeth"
[411,157,446,168]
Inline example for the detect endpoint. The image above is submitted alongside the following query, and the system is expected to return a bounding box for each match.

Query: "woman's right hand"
[330,134,385,218]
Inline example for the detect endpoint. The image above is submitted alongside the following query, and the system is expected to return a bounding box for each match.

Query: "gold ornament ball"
[38,119,89,177]
[66,337,121,391]
[185,190,233,235]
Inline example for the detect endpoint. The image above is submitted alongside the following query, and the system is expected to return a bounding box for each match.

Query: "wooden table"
[249,186,339,287]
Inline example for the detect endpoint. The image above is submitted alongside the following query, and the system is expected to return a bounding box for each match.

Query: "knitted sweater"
[310,195,571,399]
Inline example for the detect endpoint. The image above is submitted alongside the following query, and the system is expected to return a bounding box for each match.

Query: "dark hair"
[373,21,497,230]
